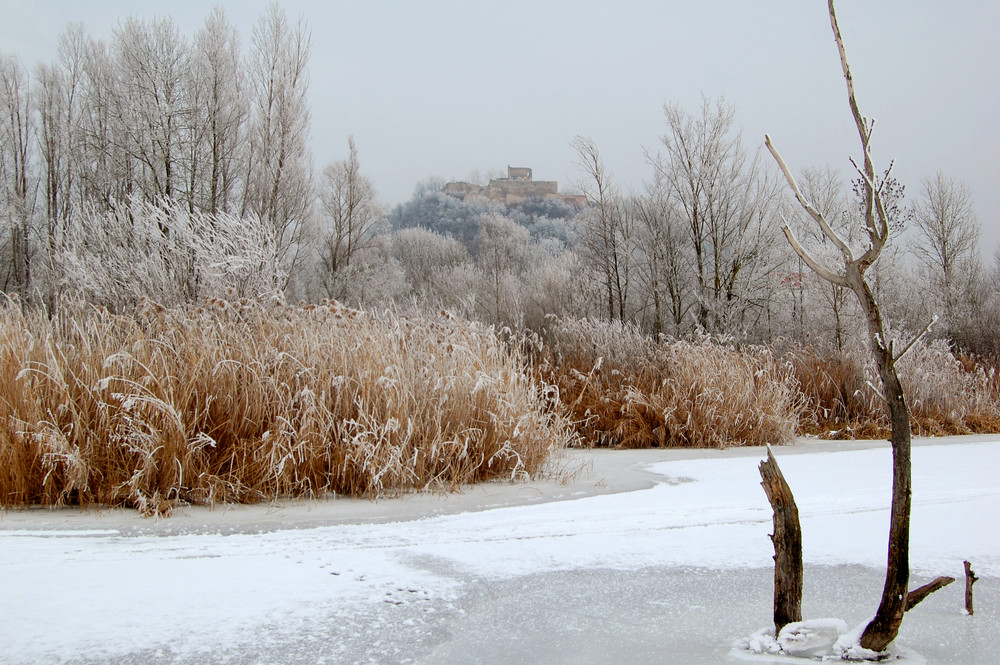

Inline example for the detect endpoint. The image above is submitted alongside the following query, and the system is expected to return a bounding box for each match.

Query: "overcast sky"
[3,0,997,257]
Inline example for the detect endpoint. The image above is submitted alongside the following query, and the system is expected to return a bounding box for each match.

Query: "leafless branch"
[766,135,854,265]
[893,316,938,364]
[905,576,955,611]
[780,224,849,287]
[865,380,888,405]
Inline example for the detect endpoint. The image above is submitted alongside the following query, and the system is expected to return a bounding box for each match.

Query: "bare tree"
[78,34,135,209]
[994,246,1000,291]
[0,55,36,294]
[191,7,246,215]
[653,97,782,334]
[911,172,981,337]
[572,135,635,322]
[317,136,384,299]
[243,2,313,281]
[632,183,691,336]
[790,166,854,348]
[474,212,530,326]
[765,0,924,651]
[111,17,191,203]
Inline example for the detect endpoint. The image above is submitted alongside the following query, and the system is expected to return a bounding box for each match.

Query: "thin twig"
[893,316,938,365]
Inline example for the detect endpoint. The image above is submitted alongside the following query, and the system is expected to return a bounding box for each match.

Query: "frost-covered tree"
[392,226,470,302]
[652,97,783,335]
[53,198,283,309]
[785,166,856,348]
[0,55,36,294]
[632,181,691,336]
[572,135,635,323]
[242,3,313,279]
[111,17,191,203]
[474,212,531,326]
[190,7,246,215]
[317,137,384,300]
[911,172,982,339]
[34,25,86,232]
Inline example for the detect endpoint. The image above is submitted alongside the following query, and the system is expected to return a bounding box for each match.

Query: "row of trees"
[2,6,996,356]
[1,5,313,300]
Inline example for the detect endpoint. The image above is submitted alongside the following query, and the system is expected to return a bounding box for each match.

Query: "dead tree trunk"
[765,0,921,653]
[850,269,912,650]
[964,560,978,615]
[759,446,803,635]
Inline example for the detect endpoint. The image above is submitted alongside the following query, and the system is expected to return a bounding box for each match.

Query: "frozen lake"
[2,436,997,664]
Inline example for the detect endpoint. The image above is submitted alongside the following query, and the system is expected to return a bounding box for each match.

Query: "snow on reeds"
[789,339,1000,438]
[3,301,994,516]
[537,318,804,448]
[0,299,576,515]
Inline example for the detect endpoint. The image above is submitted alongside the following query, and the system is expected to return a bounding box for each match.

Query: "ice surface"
[1,437,997,664]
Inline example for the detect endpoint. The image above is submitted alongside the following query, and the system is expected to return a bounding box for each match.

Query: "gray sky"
[3,0,998,258]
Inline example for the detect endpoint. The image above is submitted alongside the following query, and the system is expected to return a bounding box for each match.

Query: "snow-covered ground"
[1,436,997,664]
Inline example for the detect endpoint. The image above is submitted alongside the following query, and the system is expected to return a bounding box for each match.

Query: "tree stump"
[964,560,978,615]
[759,446,803,635]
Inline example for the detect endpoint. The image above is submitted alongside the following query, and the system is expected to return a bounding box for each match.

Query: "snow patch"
[735,619,935,662]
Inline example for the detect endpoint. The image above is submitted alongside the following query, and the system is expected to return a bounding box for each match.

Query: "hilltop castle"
[443,167,587,207]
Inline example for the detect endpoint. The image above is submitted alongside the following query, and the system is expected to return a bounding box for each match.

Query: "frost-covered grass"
[789,341,1000,439]
[0,299,575,515]
[538,318,805,448]
[3,302,995,515]
[537,317,1000,448]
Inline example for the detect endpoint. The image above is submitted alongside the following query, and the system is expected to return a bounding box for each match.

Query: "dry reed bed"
[537,318,804,448]
[0,300,576,515]
[789,340,1000,438]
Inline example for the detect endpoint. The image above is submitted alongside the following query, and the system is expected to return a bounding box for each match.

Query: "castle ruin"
[443,166,587,207]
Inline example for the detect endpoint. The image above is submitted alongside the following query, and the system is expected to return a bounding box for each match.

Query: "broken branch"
[904,576,954,611]
[893,316,938,364]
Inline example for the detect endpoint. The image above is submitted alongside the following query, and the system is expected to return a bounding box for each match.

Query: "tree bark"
[759,446,803,635]
[849,268,912,652]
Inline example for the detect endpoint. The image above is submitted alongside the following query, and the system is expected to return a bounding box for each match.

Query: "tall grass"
[537,318,804,448]
[4,302,995,517]
[0,299,576,515]
[788,338,1000,438]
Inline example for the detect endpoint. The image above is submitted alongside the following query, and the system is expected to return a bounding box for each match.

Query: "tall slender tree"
[765,0,925,651]
[317,136,383,299]
[572,135,634,322]
[191,7,246,215]
[243,2,313,279]
[911,172,981,339]
[0,55,35,293]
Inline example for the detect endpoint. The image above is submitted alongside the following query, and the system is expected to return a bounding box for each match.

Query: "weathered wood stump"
[759,445,803,635]
[964,560,978,615]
